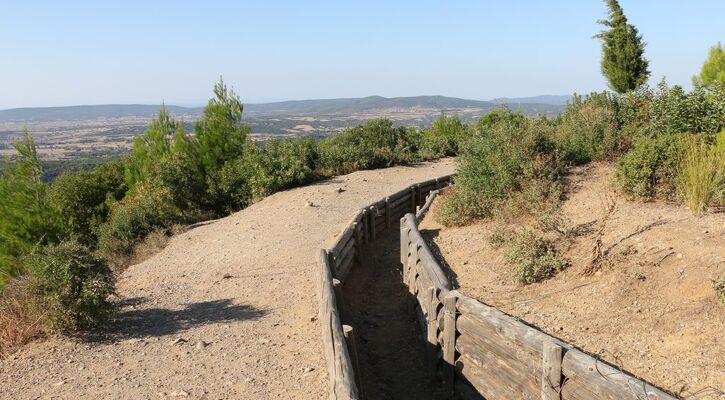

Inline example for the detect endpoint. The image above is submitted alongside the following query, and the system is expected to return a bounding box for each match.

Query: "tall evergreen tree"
[595,0,650,93]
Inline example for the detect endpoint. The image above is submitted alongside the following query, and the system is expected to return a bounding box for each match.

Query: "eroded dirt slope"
[420,162,724,398]
[0,159,455,400]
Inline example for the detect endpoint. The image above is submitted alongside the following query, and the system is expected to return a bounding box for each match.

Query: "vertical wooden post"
[333,278,345,321]
[352,222,362,263]
[385,197,391,229]
[400,217,409,266]
[442,295,457,393]
[326,249,337,276]
[427,287,439,383]
[407,243,418,294]
[369,206,376,241]
[343,325,364,400]
[542,342,563,400]
[361,209,369,244]
[409,186,416,213]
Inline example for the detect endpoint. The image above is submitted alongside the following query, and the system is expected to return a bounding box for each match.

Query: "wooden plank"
[455,332,540,397]
[542,342,562,400]
[400,217,410,265]
[456,353,535,400]
[390,192,411,209]
[318,249,359,399]
[336,249,355,283]
[334,235,355,265]
[561,349,677,400]
[387,186,413,203]
[442,294,457,393]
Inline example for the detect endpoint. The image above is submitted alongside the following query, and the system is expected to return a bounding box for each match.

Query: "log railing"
[317,174,454,400]
[401,197,680,400]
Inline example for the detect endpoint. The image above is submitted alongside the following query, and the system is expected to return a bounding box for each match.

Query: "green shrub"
[420,114,466,158]
[26,241,114,334]
[317,118,420,175]
[243,138,319,199]
[615,133,681,200]
[434,186,497,227]
[97,184,182,262]
[555,92,624,163]
[49,160,128,246]
[504,229,567,284]
[650,80,724,136]
[677,134,725,214]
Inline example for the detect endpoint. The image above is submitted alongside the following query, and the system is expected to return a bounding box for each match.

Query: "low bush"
[317,119,420,175]
[434,186,497,227]
[419,114,466,159]
[677,133,725,214]
[504,229,567,284]
[244,138,319,200]
[650,80,724,137]
[25,241,114,335]
[615,133,681,200]
[0,278,43,356]
[97,184,182,263]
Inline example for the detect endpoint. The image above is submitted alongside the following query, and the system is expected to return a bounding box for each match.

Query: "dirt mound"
[0,159,455,400]
[420,162,724,398]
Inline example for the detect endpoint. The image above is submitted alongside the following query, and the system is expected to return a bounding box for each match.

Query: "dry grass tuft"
[0,278,44,358]
[678,134,724,215]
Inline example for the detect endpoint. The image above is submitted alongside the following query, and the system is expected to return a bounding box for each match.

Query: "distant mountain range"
[490,95,572,106]
[0,95,568,123]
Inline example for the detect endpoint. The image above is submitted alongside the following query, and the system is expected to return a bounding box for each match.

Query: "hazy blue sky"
[1,0,723,109]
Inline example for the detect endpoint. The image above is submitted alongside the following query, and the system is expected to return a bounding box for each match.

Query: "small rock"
[170,338,188,346]
[335,187,345,193]
[303,367,314,373]
[170,390,189,397]
[309,315,317,322]
[195,340,208,350]
[305,201,314,207]
[676,253,683,259]
[54,381,65,386]
[221,273,233,279]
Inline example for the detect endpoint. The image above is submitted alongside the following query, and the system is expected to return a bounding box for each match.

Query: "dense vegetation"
[0,79,463,350]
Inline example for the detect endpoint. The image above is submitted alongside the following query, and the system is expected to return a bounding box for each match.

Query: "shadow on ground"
[83,298,266,343]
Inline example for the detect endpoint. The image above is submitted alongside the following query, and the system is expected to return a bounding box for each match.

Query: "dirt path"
[0,159,455,400]
[344,230,447,400]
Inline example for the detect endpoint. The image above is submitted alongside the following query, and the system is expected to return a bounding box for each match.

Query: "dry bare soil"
[420,162,725,399]
[0,159,455,400]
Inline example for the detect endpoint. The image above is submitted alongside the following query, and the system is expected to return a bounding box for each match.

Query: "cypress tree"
[595,0,650,93]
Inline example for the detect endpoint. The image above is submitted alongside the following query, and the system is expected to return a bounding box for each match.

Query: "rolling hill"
[0,95,565,122]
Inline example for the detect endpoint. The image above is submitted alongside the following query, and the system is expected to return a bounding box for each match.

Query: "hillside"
[419,163,724,397]
[0,95,564,122]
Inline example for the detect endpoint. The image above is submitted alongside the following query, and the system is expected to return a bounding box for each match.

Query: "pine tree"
[595,0,650,93]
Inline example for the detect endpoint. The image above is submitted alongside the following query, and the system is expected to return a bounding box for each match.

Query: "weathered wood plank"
[368,206,377,241]
[456,353,536,400]
[318,249,359,400]
[385,197,391,229]
[561,349,677,400]
[455,332,540,397]
[542,342,562,400]
[342,325,364,400]
[442,294,457,393]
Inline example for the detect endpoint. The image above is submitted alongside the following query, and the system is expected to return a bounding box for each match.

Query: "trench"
[343,229,449,400]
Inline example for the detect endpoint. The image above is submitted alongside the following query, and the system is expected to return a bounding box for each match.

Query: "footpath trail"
[0,159,455,400]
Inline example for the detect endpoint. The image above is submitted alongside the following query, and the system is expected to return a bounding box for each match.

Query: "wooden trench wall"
[401,197,679,400]
[319,171,678,400]
[317,174,454,400]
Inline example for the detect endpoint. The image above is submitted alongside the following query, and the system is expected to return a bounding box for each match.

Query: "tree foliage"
[0,132,62,288]
[696,42,725,88]
[595,0,650,93]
